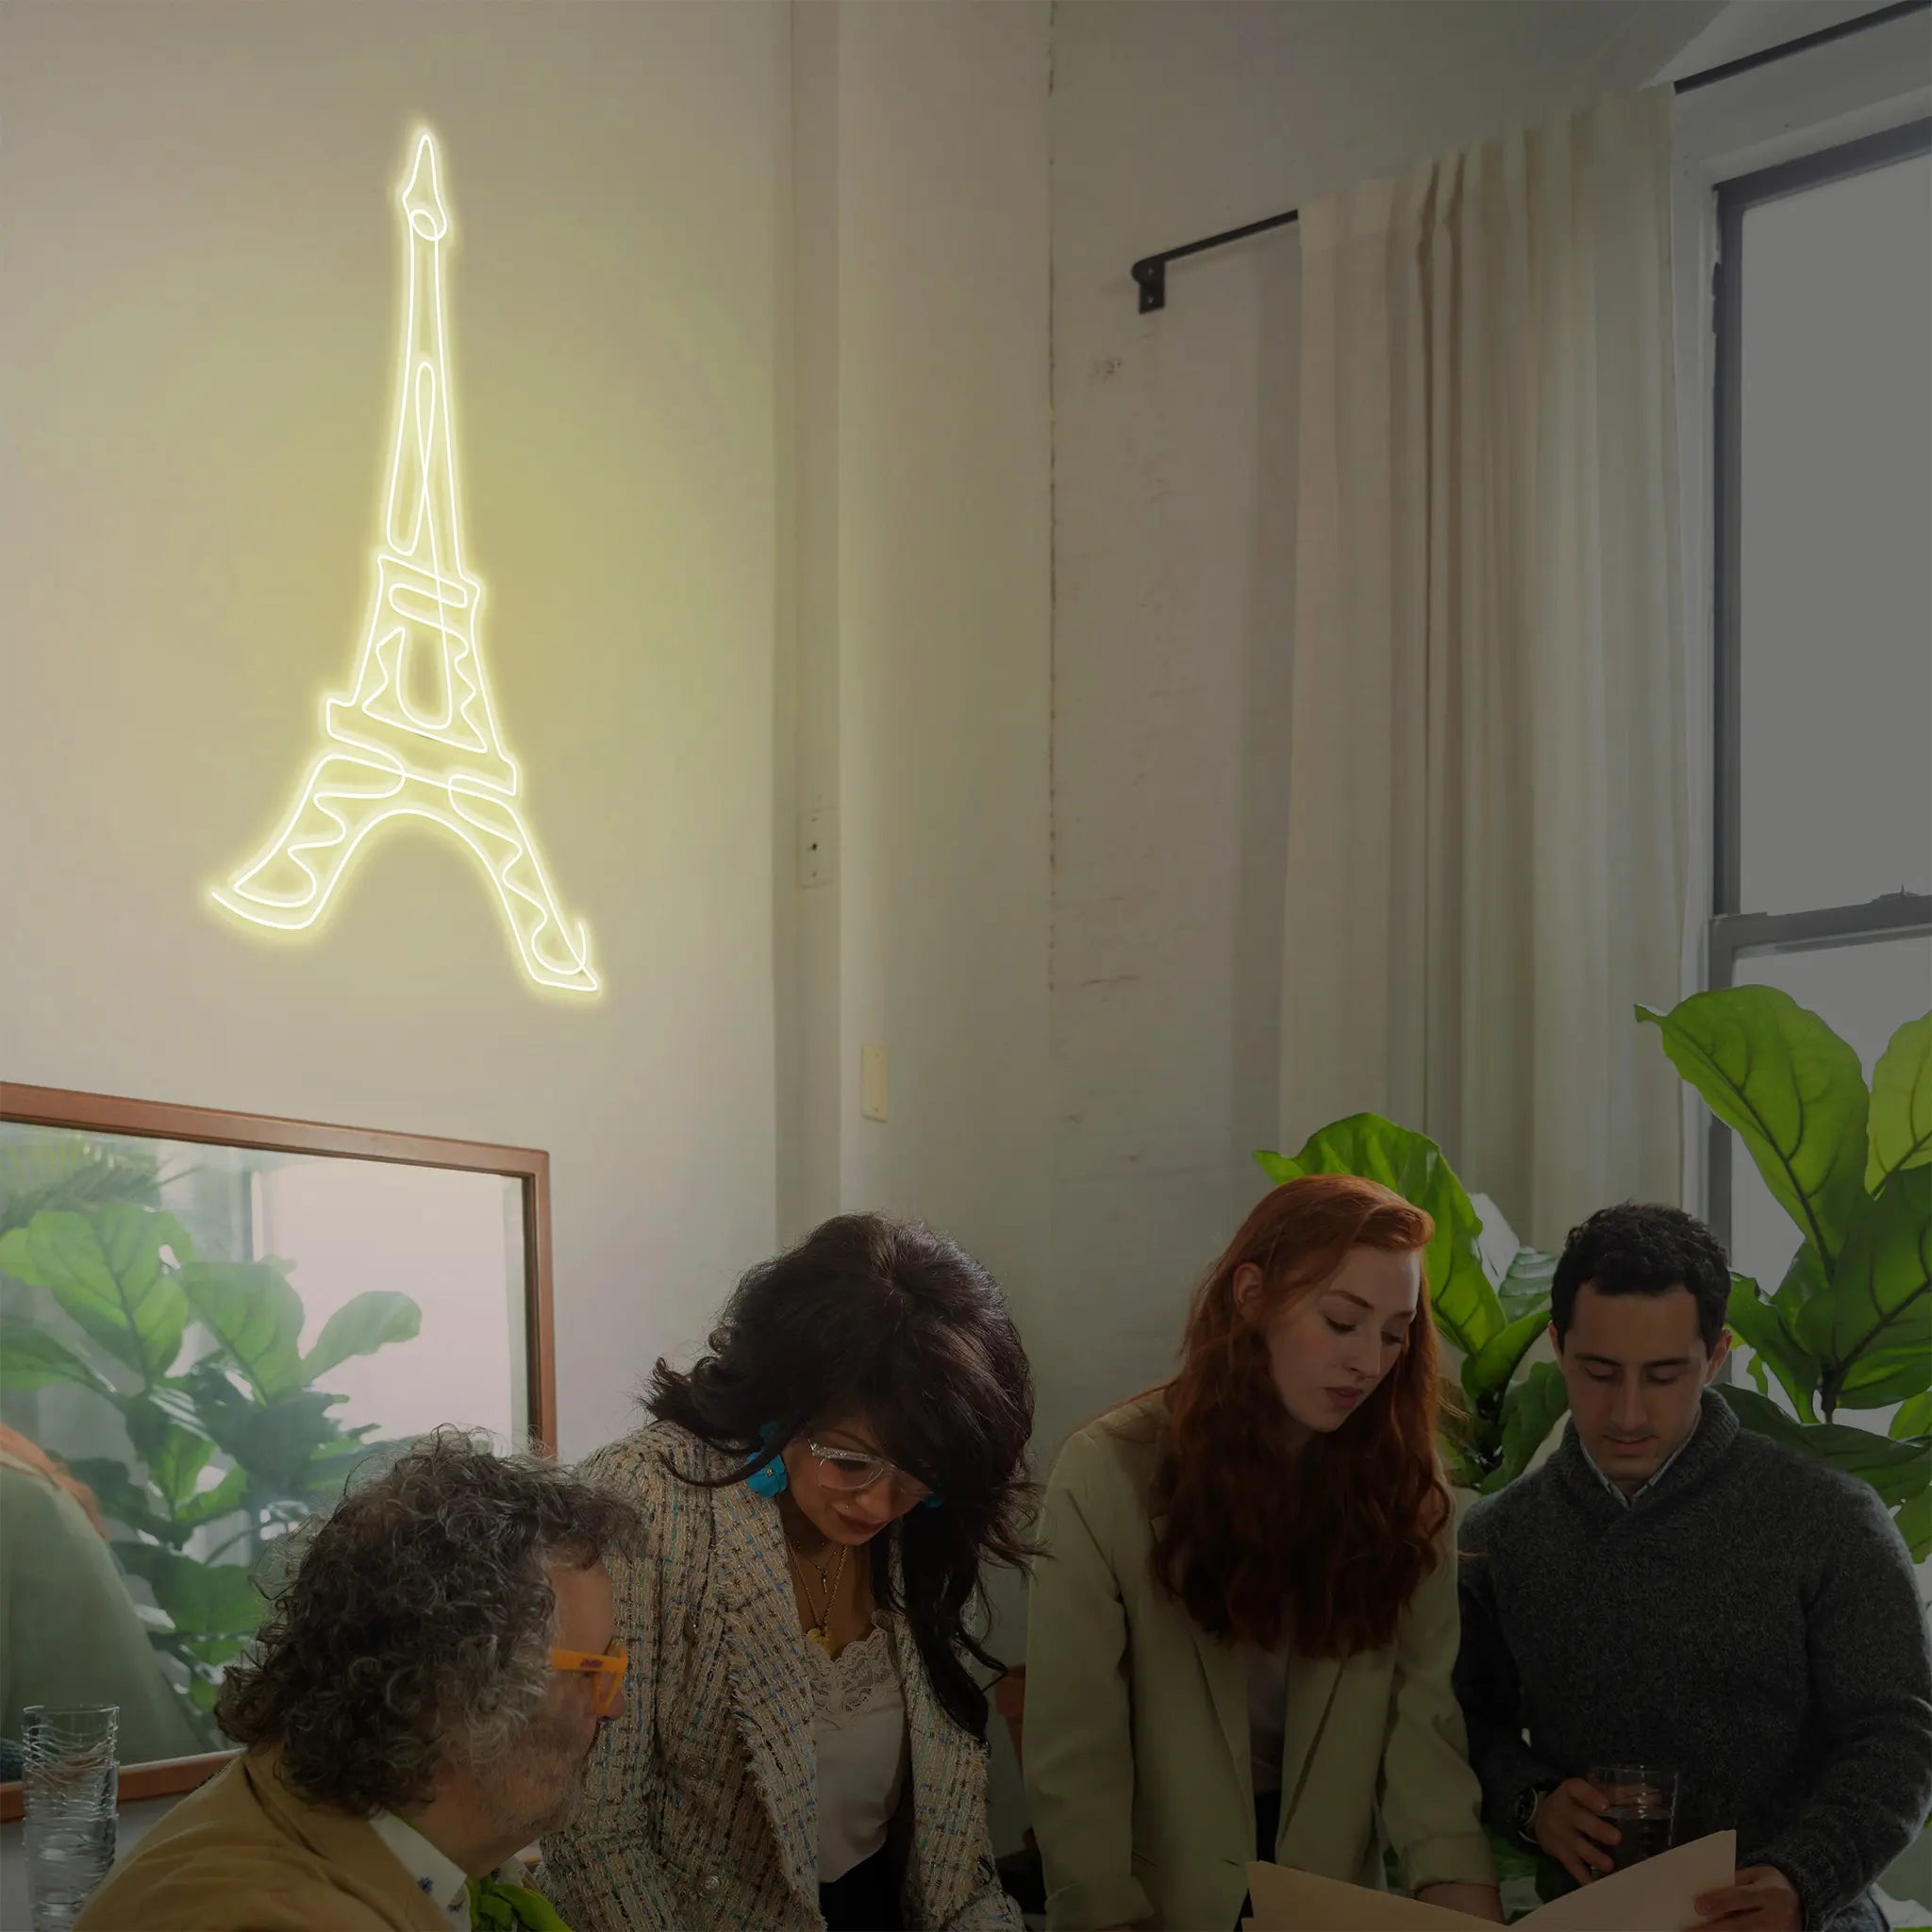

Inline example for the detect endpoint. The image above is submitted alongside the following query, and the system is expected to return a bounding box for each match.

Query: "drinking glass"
[22,1705,119,1932]
[1587,1762,1678,1872]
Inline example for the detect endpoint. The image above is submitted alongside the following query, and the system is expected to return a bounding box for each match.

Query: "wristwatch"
[1511,1784,1552,1847]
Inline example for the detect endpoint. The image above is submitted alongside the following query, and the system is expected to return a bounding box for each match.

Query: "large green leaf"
[1719,1386,1932,1507]
[173,1629,252,1669]
[299,1290,422,1386]
[114,1543,263,1641]
[144,1424,213,1511]
[1441,1433,1487,1491]
[1895,1486,1932,1563]
[0,1136,164,1238]
[1830,1166,1932,1377]
[1832,1260,1932,1407]
[181,1360,346,1497]
[1773,1243,1840,1379]
[1497,1248,1557,1324]
[0,1319,113,1394]
[179,1261,306,1402]
[1868,1013,1932,1194]
[1258,1113,1499,1355]
[1481,1362,1570,1492]
[283,1428,384,1501]
[1835,1337,1932,1409]
[64,1457,176,1542]
[112,1391,192,1473]
[1771,1240,1830,1324]
[1893,1392,1932,1440]
[1462,1309,1549,1403]
[1724,1274,1819,1423]
[1640,989,1870,1273]
[173,1465,249,1529]
[0,1205,192,1383]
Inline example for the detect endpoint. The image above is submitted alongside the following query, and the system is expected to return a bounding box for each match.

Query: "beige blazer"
[74,1749,445,1932]
[1024,1397,1493,1931]
[541,1422,1018,1932]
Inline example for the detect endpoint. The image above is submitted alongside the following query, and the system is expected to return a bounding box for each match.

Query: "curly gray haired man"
[76,1430,641,1932]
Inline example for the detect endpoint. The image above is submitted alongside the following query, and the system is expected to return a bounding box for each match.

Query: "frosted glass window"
[1737,153,1932,915]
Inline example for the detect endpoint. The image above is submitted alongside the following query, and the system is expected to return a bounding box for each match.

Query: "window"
[1709,120,1932,1304]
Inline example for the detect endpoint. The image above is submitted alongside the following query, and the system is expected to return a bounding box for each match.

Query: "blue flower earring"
[745,1424,788,1498]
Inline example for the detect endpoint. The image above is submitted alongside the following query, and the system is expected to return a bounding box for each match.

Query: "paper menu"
[1244,1832,1736,1932]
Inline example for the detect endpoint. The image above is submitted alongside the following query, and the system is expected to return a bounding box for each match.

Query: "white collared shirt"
[370,1810,472,1931]
[1580,1412,1701,1507]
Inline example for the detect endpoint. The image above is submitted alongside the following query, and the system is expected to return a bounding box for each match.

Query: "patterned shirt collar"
[370,1809,472,1929]
[1579,1410,1703,1507]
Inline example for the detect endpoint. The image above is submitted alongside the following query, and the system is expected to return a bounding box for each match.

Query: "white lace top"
[808,1617,908,1883]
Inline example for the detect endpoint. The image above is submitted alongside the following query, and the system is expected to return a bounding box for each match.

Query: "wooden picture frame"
[0,1085,557,1820]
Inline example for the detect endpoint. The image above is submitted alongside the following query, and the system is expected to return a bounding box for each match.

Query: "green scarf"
[466,1873,573,1932]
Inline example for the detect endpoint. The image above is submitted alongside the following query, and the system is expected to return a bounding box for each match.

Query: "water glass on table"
[1587,1762,1678,1872]
[23,1704,119,1932]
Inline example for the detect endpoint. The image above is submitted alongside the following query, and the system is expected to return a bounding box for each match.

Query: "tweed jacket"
[541,1422,1018,1932]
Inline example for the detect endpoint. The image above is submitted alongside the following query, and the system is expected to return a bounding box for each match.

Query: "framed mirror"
[0,1085,556,1817]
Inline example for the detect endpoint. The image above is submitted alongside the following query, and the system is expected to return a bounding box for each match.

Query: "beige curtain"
[1281,88,1685,1248]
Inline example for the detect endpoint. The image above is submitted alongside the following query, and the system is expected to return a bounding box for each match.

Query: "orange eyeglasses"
[551,1646,628,1716]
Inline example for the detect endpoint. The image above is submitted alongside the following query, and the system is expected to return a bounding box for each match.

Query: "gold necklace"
[784,1524,836,1588]
[784,1535,848,1649]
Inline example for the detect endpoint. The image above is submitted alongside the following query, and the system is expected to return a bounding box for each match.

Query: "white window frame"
[1667,18,1932,1231]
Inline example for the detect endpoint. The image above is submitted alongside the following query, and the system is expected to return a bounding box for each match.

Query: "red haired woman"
[1024,1174,1500,1931]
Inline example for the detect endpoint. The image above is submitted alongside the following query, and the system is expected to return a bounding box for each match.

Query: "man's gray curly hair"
[214,1428,641,1816]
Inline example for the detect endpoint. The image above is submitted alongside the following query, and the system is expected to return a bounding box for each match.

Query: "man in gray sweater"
[1456,1203,1932,1932]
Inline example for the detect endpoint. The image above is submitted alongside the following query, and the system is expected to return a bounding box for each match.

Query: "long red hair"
[1143,1173,1450,1656]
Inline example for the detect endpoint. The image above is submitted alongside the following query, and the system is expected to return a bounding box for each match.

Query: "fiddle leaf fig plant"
[0,1180,423,1733]
[1639,988,1932,1559]
[1257,1113,1568,1493]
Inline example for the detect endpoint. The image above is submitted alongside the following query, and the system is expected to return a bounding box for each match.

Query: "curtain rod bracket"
[1132,257,1167,313]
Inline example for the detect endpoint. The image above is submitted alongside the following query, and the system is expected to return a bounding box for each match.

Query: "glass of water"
[1587,1762,1678,1873]
[22,1705,120,1932]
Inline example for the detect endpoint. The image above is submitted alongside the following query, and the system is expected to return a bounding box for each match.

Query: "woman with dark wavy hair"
[1024,1174,1500,1931]
[542,1212,1034,1932]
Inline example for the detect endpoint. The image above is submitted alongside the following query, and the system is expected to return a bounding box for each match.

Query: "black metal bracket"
[1131,208,1301,315]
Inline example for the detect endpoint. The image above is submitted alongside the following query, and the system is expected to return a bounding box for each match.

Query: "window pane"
[1727,935,1931,1435]
[1738,151,1932,915]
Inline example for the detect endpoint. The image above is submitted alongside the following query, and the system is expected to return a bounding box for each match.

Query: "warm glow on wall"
[211,128,599,995]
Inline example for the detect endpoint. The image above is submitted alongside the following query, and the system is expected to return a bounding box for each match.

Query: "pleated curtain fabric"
[1281,88,1685,1247]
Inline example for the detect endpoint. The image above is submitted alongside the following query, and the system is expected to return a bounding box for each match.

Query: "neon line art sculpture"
[212,129,599,994]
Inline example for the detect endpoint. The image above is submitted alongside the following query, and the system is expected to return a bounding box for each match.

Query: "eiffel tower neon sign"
[212,129,599,994]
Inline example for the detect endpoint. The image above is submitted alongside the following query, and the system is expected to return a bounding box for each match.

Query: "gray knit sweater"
[1456,1390,1932,1932]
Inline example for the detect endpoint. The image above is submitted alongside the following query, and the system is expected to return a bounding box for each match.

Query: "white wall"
[783,2,1053,1388]
[0,0,790,1460]
[1041,0,1729,1458]
[785,0,1053,1280]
